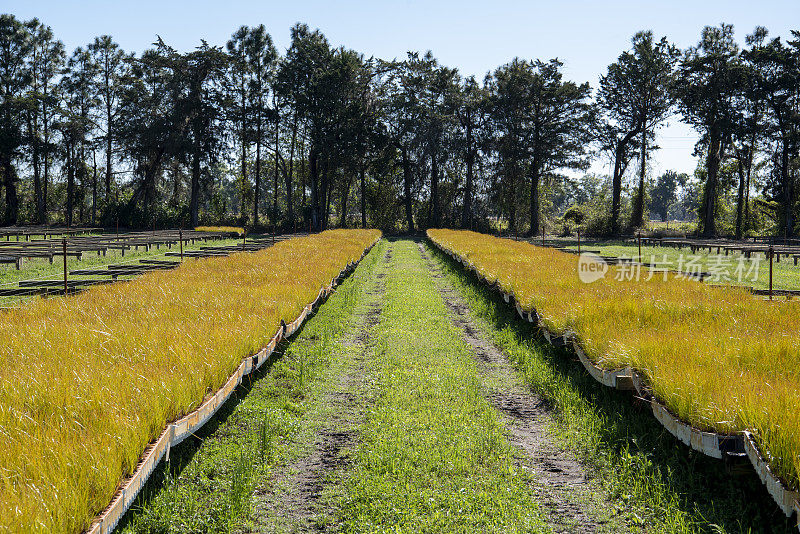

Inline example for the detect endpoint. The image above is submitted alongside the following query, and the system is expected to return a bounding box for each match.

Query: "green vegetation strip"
[429,242,799,533]
[120,240,386,533]
[338,240,545,533]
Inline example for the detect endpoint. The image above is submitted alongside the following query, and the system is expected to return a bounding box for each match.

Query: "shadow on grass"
[429,243,795,534]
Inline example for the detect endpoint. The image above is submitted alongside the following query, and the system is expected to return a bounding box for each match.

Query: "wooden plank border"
[85,237,379,534]
[428,234,799,528]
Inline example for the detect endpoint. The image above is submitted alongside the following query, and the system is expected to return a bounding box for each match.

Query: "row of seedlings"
[429,236,800,531]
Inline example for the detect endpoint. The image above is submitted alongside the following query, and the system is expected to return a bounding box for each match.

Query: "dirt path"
[252,245,391,533]
[418,242,626,533]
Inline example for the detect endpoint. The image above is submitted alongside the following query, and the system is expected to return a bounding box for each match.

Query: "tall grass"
[0,229,379,533]
[428,229,800,495]
[194,225,245,235]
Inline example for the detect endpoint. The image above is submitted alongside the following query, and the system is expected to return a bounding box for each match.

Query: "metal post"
[62,238,68,296]
[769,244,774,301]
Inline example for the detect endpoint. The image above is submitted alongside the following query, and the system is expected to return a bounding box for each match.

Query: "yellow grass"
[0,229,380,533]
[428,229,800,492]
[194,225,245,235]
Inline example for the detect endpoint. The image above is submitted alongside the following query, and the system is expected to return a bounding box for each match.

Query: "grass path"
[418,242,626,533]
[251,242,391,531]
[335,239,547,533]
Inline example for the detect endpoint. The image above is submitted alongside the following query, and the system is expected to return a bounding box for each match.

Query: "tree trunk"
[611,143,623,235]
[402,147,414,232]
[1,154,18,225]
[701,127,722,238]
[273,95,280,228]
[781,141,794,238]
[321,160,330,230]
[66,142,74,227]
[42,100,50,224]
[340,176,350,228]
[630,128,647,229]
[611,128,639,235]
[735,150,745,239]
[254,117,261,227]
[461,119,474,229]
[106,100,113,201]
[360,164,366,229]
[529,157,540,236]
[32,129,43,224]
[285,112,297,230]
[309,144,319,231]
[92,149,98,225]
[430,150,440,227]
[190,145,201,227]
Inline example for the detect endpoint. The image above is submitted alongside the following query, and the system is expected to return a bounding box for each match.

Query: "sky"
[5,0,799,179]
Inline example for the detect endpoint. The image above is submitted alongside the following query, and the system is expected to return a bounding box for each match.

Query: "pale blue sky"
[6,0,799,178]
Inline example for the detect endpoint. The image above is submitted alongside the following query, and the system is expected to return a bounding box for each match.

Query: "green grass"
[118,238,385,533]
[338,240,546,533]
[0,236,249,306]
[428,242,796,534]
[557,239,800,291]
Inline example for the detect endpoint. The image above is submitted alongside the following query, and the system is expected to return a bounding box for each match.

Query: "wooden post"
[769,244,774,301]
[541,224,545,247]
[179,229,184,261]
[62,238,68,296]
[638,232,642,264]
[243,228,247,251]
[577,228,581,254]
[272,222,275,245]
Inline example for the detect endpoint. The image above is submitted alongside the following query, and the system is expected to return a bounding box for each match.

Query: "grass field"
[557,239,800,291]
[4,230,797,532]
[0,229,379,533]
[428,229,800,497]
[0,236,245,306]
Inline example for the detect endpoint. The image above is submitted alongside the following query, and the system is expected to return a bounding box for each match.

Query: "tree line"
[0,15,798,237]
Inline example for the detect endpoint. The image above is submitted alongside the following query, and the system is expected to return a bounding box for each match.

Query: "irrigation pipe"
[85,237,379,534]
[428,236,800,530]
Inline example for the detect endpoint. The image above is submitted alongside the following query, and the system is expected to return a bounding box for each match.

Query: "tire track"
[418,242,627,533]
[252,245,392,532]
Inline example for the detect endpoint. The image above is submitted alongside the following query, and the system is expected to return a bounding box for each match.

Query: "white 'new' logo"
[577,253,608,284]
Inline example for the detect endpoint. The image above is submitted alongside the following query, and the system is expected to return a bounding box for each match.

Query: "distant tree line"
[0,15,798,237]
